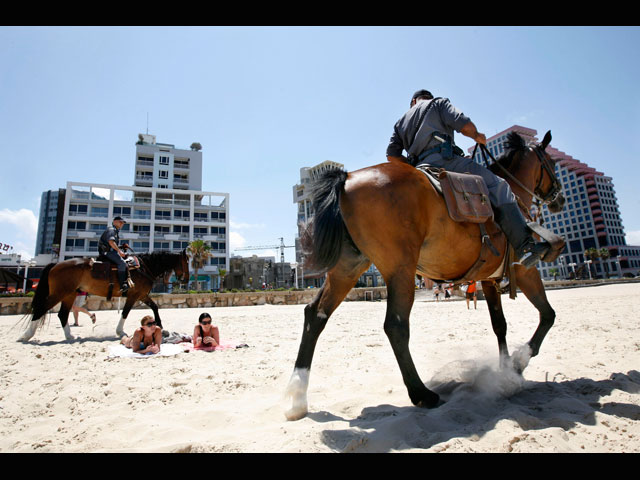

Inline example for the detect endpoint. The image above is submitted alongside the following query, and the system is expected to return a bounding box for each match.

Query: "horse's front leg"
[141,295,163,330]
[481,280,511,369]
[513,265,555,370]
[384,271,439,408]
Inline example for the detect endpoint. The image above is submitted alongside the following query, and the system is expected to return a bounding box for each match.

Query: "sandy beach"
[1,283,639,453]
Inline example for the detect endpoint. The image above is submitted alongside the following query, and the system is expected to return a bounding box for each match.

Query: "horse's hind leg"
[383,270,439,408]
[481,280,511,369]
[285,252,370,421]
[58,292,77,341]
[116,298,136,338]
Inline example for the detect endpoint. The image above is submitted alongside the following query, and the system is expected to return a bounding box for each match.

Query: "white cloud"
[229,231,247,251]
[230,220,266,230]
[0,208,38,259]
[626,230,640,246]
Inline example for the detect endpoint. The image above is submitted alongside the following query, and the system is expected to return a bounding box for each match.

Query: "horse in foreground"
[285,131,565,420]
[18,250,189,342]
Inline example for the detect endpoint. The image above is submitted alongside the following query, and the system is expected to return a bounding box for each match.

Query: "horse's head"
[175,249,191,283]
[492,130,565,214]
[533,131,565,213]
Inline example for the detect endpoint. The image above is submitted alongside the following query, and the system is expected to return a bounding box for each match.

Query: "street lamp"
[558,256,566,279]
[568,262,576,278]
[19,259,37,292]
[616,255,621,276]
[585,259,593,280]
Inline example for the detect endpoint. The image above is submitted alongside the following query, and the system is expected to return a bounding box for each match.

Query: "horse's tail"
[301,168,360,273]
[29,262,55,322]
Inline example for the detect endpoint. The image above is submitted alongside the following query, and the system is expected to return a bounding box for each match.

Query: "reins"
[472,142,561,206]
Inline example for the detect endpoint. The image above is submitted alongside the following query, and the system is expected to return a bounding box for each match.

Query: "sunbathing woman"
[194,312,220,350]
[120,315,162,354]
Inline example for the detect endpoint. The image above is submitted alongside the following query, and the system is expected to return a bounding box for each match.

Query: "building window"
[159,170,169,179]
[159,156,170,165]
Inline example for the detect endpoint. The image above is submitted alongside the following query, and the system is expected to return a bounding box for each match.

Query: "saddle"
[416,166,564,293]
[89,256,140,299]
[90,255,140,279]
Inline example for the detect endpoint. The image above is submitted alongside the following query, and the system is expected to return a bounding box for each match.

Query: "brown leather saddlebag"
[438,170,494,223]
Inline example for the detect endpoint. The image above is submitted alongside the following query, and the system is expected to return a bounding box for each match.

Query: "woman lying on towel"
[194,312,220,350]
[120,315,162,354]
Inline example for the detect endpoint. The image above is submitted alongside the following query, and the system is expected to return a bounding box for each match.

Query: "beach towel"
[107,343,185,359]
[180,341,249,352]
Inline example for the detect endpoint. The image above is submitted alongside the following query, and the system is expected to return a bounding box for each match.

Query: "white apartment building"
[55,134,229,290]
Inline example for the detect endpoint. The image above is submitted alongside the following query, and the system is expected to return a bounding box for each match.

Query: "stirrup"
[516,241,551,268]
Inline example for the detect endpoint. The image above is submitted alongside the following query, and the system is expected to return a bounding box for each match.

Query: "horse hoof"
[414,391,441,409]
[284,406,308,421]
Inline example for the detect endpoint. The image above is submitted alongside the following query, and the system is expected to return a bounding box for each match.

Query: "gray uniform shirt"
[98,225,120,256]
[386,97,471,160]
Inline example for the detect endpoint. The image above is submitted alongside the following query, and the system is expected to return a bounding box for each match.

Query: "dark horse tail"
[301,168,360,273]
[30,262,55,322]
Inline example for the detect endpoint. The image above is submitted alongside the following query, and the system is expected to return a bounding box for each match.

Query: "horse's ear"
[541,130,552,149]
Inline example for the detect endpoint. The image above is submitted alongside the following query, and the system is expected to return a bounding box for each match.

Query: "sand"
[1,283,639,453]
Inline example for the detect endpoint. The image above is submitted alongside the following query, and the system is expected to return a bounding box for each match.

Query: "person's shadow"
[318,370,640,452]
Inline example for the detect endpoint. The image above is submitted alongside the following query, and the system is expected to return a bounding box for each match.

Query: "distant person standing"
[465,281,478,310]
[71,290,96,326]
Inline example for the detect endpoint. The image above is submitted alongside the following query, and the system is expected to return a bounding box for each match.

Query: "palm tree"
[599,248,611,278]
[549,267,559,280]
[187,240,212,291]
[218,268,227,292]
[584,247,599,279]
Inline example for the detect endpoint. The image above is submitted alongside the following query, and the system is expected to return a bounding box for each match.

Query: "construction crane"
[233,238,296,287]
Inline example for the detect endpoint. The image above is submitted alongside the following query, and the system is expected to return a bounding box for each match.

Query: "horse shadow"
[26,335,121,346]
[318,369,640,452]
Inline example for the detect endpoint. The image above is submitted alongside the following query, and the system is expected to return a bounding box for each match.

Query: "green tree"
[187,240,212,291]
[549,267,559,280]
[219,268,227,292]
[190,142,202,151]
[599,248,611,278]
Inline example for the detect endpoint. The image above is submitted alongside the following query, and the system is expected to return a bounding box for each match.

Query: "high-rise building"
[50,134,230,290]
[469,125,640,279]
[34,188,66,257]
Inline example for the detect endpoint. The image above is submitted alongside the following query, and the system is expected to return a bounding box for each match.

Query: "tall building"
[469,125,640,279]
[52,134,230,290]
[34,188,66,257]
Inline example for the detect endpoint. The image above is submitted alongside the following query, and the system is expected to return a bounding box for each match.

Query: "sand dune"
[1,283,639,452]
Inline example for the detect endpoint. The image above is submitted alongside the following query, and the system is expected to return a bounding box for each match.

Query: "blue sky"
[1,26,639,262]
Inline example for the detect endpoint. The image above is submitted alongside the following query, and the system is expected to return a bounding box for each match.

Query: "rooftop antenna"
[146,112,149,134]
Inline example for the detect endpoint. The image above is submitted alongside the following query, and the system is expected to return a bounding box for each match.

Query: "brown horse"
[284,131,565,420]
[18,250,190,342]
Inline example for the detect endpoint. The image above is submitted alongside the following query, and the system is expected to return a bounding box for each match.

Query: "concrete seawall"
[0,287,389,316]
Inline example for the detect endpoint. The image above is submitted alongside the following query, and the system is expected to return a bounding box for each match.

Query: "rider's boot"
[117,270,129,296]
[494,203,551,268]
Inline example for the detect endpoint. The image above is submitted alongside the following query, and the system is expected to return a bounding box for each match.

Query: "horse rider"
[386,89,551,268]
[98,216,130,295]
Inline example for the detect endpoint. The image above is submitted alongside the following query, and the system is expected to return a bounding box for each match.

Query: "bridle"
[473,142,563,206]
[176,249,190,283]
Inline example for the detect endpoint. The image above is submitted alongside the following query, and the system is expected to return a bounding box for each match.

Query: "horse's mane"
[487,132,529,174]
[137,250,182,275]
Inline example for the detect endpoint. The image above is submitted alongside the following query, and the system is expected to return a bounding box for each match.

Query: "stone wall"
[0,287,388,316]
